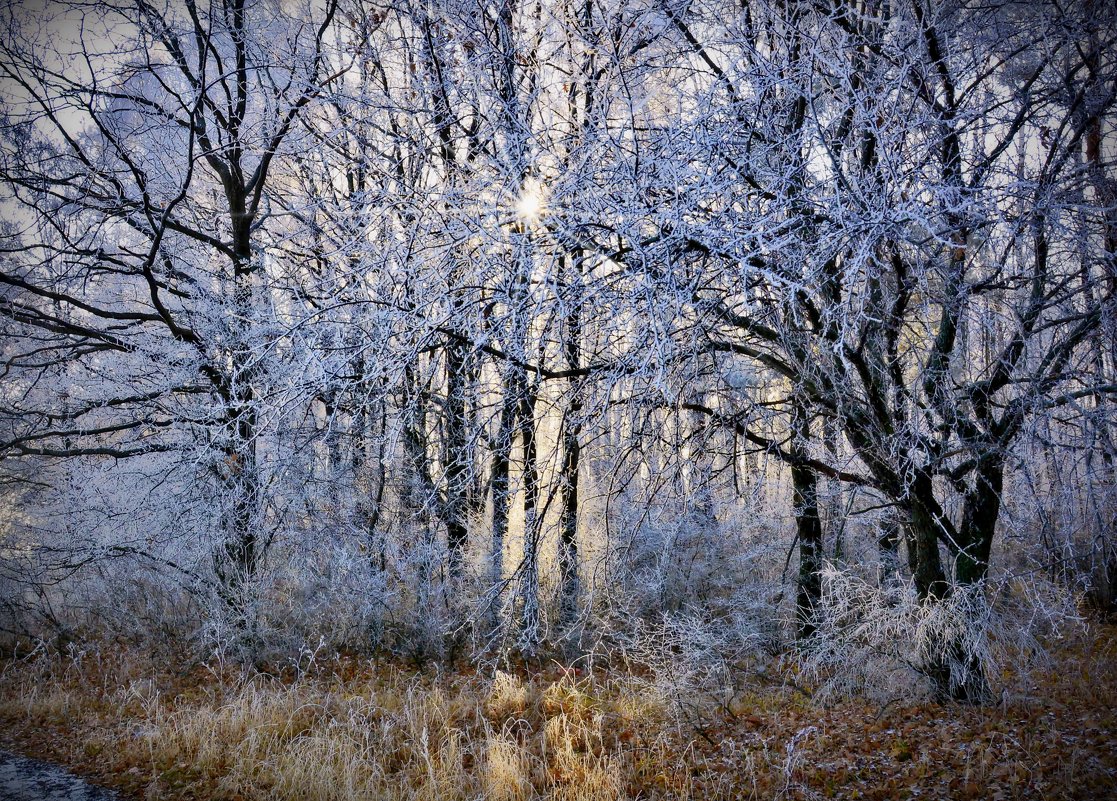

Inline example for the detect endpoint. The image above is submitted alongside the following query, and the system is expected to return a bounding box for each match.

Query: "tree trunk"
[907,469,949,603]
[517,377,542,656]
[945,456,1004,703]
[215,217,262,629]
[877,512,903,589]
[791,398,824,641]
[906,467,994,704]
[444,337,470,577]
[557,255,582,637]
[956,456,1002,586]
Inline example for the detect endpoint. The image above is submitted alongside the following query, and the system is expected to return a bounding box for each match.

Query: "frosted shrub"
[256,540,396,657]
[609,509,724,617]
[600,494,786,625]
[586,497,787,716]
[608,610,753,724]
[84,567,200,655]
[799,565,1085,702]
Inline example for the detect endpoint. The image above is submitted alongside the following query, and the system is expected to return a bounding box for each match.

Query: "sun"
[515,178,547,223]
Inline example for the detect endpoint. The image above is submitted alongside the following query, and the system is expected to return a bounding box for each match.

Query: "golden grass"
[0,652,693,800]
[0,627,1114,801]
[486,670,531,720]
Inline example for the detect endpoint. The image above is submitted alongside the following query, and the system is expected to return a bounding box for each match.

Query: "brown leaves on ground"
[0,626,1113,801]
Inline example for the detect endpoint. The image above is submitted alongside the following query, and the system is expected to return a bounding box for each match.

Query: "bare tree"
[0,0,339,627]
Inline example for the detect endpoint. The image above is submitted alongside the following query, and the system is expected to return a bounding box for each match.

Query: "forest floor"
[0,625,1113,801]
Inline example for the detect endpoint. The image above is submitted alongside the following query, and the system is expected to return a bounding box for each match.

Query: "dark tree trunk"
[444,337,470,577]
[558,424,580,632]
[791,398,824,641]
[558,409,581,634]
[353,390,387,573]
[956,456,1003,586]
[905,466,996,704]
[557,254,583,636]
[878,512,903,589]
[945,456,1004,703]
[907,469,949,603]
[215,213,262,625]
[517,376,542,655]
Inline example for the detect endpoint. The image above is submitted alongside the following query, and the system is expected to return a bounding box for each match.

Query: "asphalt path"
[0,751,118,801]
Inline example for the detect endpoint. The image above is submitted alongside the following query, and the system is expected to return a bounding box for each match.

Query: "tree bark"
[556,254,583,636]
[792,398,824,641]
[517,376,542,655]
[444,337,471,578]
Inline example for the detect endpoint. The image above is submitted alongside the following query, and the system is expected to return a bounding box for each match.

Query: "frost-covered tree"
[597,0,1117,701]
[0,0,339,627]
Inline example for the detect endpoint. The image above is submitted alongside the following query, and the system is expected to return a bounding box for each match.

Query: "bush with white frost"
[798,564,1085,703]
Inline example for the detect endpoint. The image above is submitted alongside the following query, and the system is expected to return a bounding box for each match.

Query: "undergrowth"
[0,625,1114,801]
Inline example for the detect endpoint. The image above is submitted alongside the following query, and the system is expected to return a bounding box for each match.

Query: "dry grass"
[0,653,691,801]
[1,626,1115,800]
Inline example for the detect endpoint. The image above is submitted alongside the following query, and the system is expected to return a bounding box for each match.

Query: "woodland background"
[0,0,1115,720]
